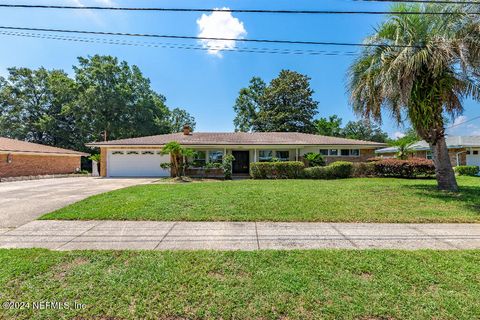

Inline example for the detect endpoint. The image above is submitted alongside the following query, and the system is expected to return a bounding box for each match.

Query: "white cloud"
[392,131,406,139]
[196,8,247,57]
[453,115,467,127]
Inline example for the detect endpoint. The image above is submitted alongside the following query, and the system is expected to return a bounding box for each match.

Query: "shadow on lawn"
[405,183,480,213]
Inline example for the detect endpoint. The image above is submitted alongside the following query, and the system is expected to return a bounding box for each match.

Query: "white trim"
[89,144,384,149]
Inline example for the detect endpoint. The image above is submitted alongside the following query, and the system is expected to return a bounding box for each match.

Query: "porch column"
[296,148,299,161]
[254,149,257,162]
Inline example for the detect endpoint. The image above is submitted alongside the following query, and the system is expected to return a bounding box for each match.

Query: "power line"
[0,26,423,48]
[0,4,478,15]
[0,31,360,56]
[447,115,480,129]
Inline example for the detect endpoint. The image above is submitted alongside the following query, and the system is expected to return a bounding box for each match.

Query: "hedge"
[250,161,305,179]
[352,162,376,177]
[304,161,353,179]
[373,158,435,178]
[454,165,479,176]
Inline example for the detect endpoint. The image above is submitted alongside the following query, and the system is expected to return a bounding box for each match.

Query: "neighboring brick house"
[375,136,480,167]
[86,127,386,177]
[0,137,88,178]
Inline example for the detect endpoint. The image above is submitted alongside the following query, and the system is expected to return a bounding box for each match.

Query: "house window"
[275,151,289,161]
[141,151,154,155]
[329,149,338,156]
[259,150,273,162]
[474,151,479,155]
[126,151,139,155]
[426,151,433,160]
[350,149,360,156]
[319,149,329,156]
[112,151,124,155]
[340,149,350,156]
[193,151,206,167]
[208,150,223,164]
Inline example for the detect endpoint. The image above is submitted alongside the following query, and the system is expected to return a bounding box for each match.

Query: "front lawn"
[1,249,479,319]
[42,176,480,223]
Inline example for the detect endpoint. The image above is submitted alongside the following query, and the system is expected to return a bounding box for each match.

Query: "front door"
[232,151,250,174]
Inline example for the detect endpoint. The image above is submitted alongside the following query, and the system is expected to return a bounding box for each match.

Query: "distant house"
[86,126,386,177]
[0,137,88,178]
[375,136,480,167]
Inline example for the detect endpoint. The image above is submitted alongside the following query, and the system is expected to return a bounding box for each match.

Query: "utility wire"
[446,115,480,129]
[0,4,477,15]
[0,31,360,56]
[0,26,423,48]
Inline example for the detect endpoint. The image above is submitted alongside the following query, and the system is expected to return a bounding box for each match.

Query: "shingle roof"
[376,136,480,154]
[0,137,89,156]
[86,132,387,147]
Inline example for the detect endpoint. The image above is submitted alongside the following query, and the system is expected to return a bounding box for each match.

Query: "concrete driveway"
[0,177,156,229]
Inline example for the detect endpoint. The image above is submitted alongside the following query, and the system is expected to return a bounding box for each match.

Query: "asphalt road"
[0,177,156,228]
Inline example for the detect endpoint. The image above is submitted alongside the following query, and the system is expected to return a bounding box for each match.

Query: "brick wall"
[0,153,81,178]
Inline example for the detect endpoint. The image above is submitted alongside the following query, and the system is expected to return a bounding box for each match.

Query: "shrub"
[352,162,376,177]
[222,154,235,180]
[373,158,435,178]
[250,161,304,179]
[304,161,353,179]
[454,165,479,176]
[304,152,326,167]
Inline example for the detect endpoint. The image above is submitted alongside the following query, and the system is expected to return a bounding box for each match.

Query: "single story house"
[86,127,386,177]
[0,137,88,178]
[375,136,480,167]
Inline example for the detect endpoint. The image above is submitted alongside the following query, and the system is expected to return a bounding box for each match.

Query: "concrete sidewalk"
[1,221,479,250]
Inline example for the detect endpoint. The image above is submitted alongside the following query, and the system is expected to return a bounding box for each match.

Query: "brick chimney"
[183,124,191,135]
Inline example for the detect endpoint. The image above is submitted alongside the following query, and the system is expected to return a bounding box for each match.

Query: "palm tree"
[348,3,480,191]
[389,136,417,160]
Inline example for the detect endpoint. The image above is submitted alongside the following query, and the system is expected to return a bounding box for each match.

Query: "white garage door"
[466,152,480,167]
[107,150,170,177]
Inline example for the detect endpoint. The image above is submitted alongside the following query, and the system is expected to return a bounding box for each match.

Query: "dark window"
[340,149,350,156]
[126,151,139,155]
[350,149,360,156]
[276,151,289,161]
[112,151,124,155]
[259,150,273,162]
[329,149,338,156]
[209,151,224,164]
[474,151,479,155]
[319,149,328,156]
[142,151,154,155]
[193,151,206,167]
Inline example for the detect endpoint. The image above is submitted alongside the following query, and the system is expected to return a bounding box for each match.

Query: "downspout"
[455,150,466,167]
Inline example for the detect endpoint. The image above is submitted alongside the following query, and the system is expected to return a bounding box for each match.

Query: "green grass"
[0,249,479,319]
[41,176,480,223]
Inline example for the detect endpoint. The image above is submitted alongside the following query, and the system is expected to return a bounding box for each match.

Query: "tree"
[233,70,319,132]
[342,120,389,143]
[72,55,171,144]
[389,136,417,160]
[169,108,196,132]
[233,77,266,132]
[160,141,196,177]
[314,115,343,136]
[347,3,480,191]
[0,67,78,149]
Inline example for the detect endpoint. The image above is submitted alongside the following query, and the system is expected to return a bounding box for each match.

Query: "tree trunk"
[430,136,458,192]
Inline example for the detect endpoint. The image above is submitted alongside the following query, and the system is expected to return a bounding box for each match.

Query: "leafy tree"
[233,70,319,132]
[0,67,78,149]
[347,3,480,191]
[315,115,343,136]
[169,108,196,132]
[72,55,171,144]
[233,77,265,132]
[304,152,326,167]
[342,120,389,143]
[160,141,196,177]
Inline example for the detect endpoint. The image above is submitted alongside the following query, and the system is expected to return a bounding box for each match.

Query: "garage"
[107,149,170,177]
[466,149,480,167]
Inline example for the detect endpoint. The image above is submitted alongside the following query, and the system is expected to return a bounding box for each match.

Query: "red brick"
[0,154,81,178]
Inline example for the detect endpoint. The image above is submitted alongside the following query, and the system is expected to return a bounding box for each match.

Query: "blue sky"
[0,0,478,137]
